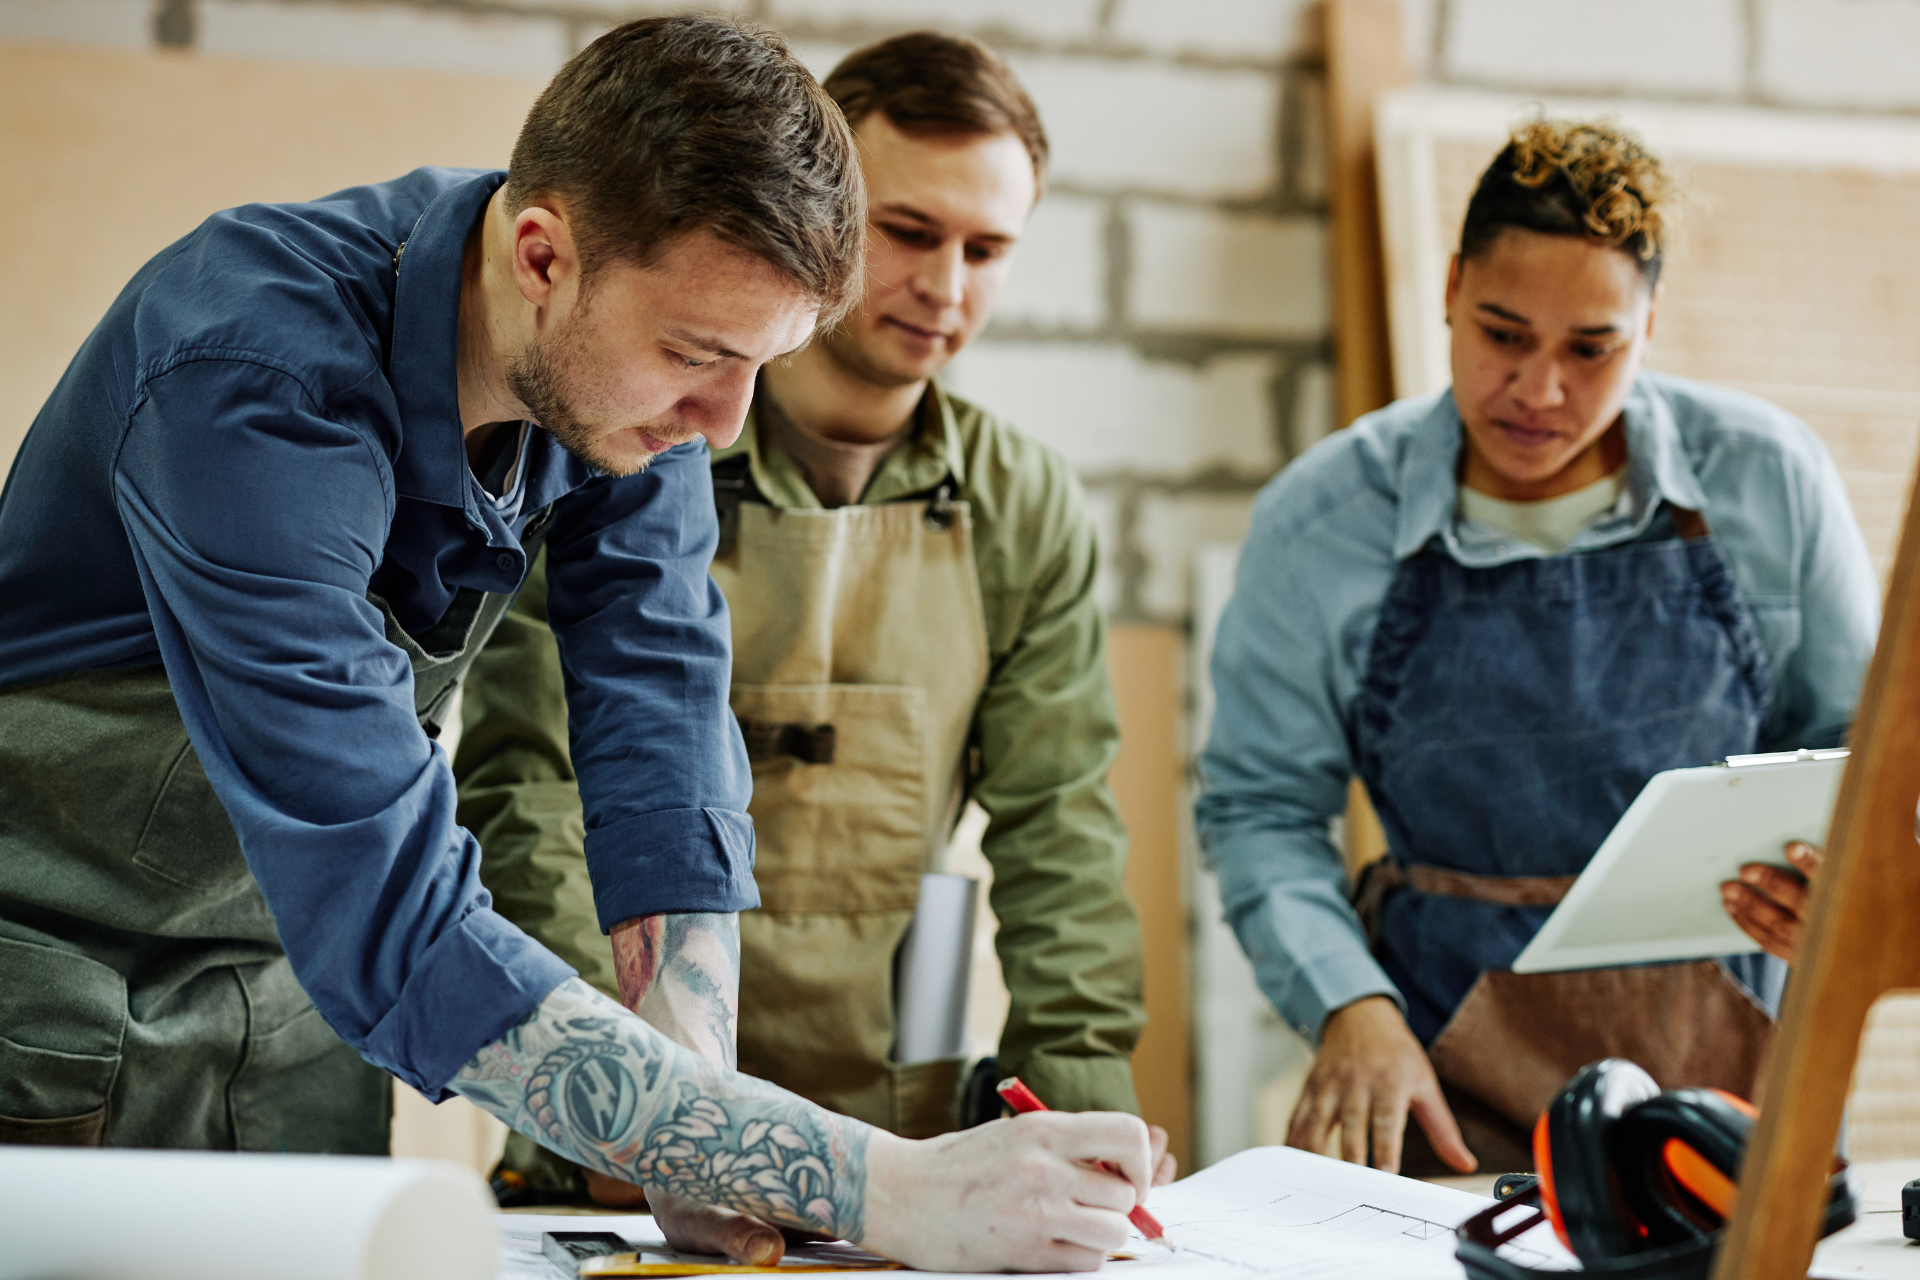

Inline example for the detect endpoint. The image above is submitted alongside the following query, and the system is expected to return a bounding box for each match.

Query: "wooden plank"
[1324,0,1410,431]
[1108,623,1193,1174]
[1712,454,1920,1277]
[1324,0,1407,873]
[0,41,543,472]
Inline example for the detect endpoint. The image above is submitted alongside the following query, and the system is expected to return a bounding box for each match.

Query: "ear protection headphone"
[1457,1059,1855,1280]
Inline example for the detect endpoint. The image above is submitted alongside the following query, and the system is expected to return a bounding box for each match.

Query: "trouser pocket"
[0,936,127,1144]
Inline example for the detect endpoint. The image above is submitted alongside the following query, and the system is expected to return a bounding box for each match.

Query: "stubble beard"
[507,324,657,479]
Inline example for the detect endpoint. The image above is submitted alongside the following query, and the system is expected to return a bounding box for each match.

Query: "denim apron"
[0,505,553,1150]
[1351,506,1783,1170]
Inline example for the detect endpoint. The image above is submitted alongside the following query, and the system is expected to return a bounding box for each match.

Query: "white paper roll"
[893,872,978,1065]
[0,1148,494,1280]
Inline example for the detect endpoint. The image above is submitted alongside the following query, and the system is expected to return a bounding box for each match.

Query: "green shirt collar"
[712,378,968,508]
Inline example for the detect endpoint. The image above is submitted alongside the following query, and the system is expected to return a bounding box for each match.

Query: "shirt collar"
[1392,375,1707,561]
[714,377,966,508]
[388,169,507,507]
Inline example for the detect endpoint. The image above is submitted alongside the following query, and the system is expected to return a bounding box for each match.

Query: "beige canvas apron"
[711,486,990,1139]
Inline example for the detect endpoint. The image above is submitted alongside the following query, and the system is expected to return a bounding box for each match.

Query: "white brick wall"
[0,0,151,48]
[1757,0,1920,109]
[945,343,1278,475]
[771,0,1100,42]
[1135,491,1256,618]
[1290,361,1335,453]
[996,195,1108,330]
[1009,54,1279,199]
[1444,0,1745,96]
[1129,204,1326,336]
[1109,0,1314,61]
[198,1,571,76]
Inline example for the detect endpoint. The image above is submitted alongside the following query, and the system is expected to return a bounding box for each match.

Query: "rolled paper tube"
[0,1147,494,1280]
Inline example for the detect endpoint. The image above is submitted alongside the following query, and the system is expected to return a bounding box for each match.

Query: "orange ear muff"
[1537,1059,1661,1264]
[1662,1136,1737,1219]
[1532,1109,1570,1252]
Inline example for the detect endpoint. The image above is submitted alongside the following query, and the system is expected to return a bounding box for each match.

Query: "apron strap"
[1352,858,1578,943]
[1669,505,1710,540]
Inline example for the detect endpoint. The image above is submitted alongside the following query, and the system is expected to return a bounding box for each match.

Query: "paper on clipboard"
[1512,749,1847,974]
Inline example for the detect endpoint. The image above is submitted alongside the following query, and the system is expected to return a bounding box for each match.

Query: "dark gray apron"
[0,508,551,1150]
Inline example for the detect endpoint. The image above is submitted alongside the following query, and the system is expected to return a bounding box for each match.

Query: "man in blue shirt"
[0,16,1160,1270]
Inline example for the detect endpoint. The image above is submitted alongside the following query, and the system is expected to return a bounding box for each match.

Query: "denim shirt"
[1195,373,1879,1043]
[0,168,756,1096]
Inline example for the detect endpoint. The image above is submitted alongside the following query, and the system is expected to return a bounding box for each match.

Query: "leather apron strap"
[1351,859,1577,945]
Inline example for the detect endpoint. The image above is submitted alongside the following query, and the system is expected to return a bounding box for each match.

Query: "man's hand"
[1286,995,1475,1176]
[862,1112,1155,1272]
[1722,841,1822,962]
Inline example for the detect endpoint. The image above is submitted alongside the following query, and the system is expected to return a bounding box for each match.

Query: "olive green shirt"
[455,380,1146,1116]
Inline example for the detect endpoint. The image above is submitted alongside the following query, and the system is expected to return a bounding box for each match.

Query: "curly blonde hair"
[1461,118,1676,280]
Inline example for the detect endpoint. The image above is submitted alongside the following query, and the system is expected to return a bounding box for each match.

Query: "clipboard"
[1510,750,1848,974]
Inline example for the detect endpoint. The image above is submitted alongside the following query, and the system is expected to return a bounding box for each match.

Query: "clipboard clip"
[1720,748,1850,768]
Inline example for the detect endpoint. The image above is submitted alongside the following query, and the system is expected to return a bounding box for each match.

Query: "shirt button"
[496,552,516,571]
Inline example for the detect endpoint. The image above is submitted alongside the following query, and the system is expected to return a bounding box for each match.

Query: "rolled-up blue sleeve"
[542,441,757,931]
[114,355,574,1099]
[1196,479,1401,1043]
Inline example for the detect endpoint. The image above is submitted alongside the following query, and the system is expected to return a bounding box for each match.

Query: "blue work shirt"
[1195,374,1879,1044]
[0,167,758,1097]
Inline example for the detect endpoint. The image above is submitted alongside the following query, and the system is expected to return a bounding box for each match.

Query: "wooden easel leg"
[1713,458,1920,1279]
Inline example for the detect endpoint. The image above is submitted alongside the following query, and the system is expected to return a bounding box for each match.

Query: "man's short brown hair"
[823,31,1048,186]
[508,15,865,324]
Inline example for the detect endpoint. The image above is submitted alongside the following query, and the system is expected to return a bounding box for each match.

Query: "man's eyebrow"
[1571,323,1622,336]
[666,328,750,361]
[876,201,1016,245]
[876,202,938,225]
[1477,302,1531,325]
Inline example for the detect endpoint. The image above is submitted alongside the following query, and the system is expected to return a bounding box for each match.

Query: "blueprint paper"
[497,1146,1577,1279]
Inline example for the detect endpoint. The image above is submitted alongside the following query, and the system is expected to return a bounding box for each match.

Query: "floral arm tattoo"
[612,911,741,1067]
[452,977,869,1238]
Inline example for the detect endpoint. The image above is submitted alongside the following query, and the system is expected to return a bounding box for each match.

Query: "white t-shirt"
[1457,469,1628,555]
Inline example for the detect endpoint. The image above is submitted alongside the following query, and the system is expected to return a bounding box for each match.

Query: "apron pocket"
[731,684,928,913]
[1427,960,1773,1131]
[131,740,248,891]
[0,936,127,1129]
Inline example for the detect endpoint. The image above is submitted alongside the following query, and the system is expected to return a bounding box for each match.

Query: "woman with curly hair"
[1197,120,1879,1177]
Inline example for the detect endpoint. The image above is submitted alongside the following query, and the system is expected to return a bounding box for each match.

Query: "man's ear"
[510,205,578,315]
[1645,278,1663,344]
[1442,253,1463,327]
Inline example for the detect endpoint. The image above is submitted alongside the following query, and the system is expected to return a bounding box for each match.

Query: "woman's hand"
[1721,841,1822,962]
[1285,995,1476,1176]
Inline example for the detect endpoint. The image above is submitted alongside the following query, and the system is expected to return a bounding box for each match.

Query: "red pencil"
[995,1077,1169,1244]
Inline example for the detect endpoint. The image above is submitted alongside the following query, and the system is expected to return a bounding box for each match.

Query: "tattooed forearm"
[612,912,741,1067]
[453,977,869,1239]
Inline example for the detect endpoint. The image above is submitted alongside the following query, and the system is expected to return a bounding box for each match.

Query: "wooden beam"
[1711,456,1920,1277]
[1324,0,1411,431]
[1108,623,1193,1174]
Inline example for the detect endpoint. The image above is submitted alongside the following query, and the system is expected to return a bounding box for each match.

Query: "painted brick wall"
[7,0,1920,623]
